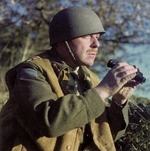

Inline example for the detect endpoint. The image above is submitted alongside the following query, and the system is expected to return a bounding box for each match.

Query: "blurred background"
[0,1,150,150]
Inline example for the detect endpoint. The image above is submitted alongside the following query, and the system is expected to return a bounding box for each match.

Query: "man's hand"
[112,80,139,105]
[95,62,139,100]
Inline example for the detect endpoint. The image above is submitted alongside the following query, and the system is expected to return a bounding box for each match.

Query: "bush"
[115,101,150,151]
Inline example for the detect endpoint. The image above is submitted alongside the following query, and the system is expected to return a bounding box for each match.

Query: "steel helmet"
[49,6,105,46]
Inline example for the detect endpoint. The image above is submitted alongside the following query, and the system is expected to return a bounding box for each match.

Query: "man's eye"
[96,36,100,40]
[82,35,91,38]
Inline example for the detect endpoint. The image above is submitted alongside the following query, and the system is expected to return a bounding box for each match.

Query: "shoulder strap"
[28,51,64,97]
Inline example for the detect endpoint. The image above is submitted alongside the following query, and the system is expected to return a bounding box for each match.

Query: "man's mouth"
[87,49,98,54]
[87,50,98,56]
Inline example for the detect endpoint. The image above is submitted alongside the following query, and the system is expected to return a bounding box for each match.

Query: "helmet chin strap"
[64,41,80,67]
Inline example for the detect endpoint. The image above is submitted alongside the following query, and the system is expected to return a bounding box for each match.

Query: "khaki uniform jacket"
[0,49,129,151]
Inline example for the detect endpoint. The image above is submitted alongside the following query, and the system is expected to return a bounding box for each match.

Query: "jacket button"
[66,145,71,150]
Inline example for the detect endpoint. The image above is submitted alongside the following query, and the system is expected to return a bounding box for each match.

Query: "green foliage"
[115,97,150,151]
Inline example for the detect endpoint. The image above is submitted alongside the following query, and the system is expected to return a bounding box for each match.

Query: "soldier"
[0,6,139,151]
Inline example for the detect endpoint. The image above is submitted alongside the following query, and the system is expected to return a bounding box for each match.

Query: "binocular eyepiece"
[107,60,146,84]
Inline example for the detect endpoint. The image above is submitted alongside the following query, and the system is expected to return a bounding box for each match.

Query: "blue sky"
[125,45,150,99]
[98,44,150,99]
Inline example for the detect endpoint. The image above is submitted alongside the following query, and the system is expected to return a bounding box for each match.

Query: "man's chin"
[84,62,94,67]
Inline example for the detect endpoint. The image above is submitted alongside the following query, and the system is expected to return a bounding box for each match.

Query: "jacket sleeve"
[13,62,105,137]
[107,101,129,141]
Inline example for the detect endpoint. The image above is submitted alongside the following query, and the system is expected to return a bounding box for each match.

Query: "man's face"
[67,33,100,67]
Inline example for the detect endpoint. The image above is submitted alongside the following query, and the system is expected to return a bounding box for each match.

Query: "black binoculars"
[107,60,146,84]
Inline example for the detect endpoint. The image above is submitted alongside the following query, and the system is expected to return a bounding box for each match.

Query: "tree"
[1,0,150,66]
[0,0,150,103]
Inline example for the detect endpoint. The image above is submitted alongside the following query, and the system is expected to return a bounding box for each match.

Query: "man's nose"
[90,37,100,48]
